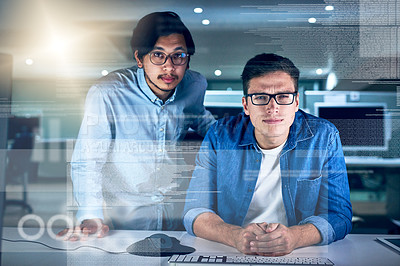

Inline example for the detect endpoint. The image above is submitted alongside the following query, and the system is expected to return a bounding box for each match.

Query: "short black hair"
[241,53,300,95]
[130,11,195,60]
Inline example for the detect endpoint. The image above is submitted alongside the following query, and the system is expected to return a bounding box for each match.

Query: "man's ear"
[242,97,250,115]
[134,51,143,68]
[186,57,190,70]
[295,93,300,112]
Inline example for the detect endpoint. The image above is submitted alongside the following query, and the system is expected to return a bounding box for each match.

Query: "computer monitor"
[204,90,244,120]
[206,106,244,120]
[314,102,391,151]
[7,116,40,141]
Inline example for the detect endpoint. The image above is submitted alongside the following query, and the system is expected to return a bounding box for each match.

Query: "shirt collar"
[137,68,178,104]
[285,110,314,150]
[238,116,258,147]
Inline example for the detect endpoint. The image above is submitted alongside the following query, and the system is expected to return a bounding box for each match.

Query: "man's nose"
[266,97,279,113]
[163,56,175,71]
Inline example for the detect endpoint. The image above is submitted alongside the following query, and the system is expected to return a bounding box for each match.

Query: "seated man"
[183,53,352,256]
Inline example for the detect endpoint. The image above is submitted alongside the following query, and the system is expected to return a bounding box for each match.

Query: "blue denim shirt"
[183,110,352,245]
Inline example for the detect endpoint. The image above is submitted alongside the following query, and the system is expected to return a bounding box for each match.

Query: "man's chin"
[157,83,177,92]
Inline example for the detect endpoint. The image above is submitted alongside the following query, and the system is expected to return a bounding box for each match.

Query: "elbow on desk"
[331,214,353,243]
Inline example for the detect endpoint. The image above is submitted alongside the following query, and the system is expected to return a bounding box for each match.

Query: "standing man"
[183,53,352,256]
[59,12,215,240]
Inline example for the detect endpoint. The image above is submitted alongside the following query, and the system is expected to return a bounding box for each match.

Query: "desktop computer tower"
[0,53,13,261]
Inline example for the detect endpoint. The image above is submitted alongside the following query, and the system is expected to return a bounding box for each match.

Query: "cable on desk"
[2,238,128,254]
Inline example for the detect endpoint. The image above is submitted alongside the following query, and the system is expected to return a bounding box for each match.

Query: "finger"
[67,225,84,241]
[81,223,96,234]
[258,222,268,231]
[68,233,81,242]
[252,236,289,254]
[250,223,267,236]
[256,229,280,242]
[265,223,279,233]
[81,226,94,235]
[56,228,69,237]
[63,227,75,241]
[256,223,282,241]
[97,225,109,238]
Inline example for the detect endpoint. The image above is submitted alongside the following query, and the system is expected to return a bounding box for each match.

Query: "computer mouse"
[126,233,195,257]
[147,233,173,249]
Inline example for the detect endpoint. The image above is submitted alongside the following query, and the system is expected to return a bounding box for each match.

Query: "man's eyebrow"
[152,46,186,51]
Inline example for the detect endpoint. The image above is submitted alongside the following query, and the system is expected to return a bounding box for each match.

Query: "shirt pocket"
[294,175,322,219]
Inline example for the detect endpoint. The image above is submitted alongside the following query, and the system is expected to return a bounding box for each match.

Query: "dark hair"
[130,11,195,60]
[241,53,300,95]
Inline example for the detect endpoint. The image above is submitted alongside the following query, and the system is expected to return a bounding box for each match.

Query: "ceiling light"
[194,8,203,14]
[202,19,210,25]
[101,70,109,76]
[316,69,323,75]
[308,17,317,23]
[326,72,338,91]
[325,5,334,11]
[214,69,222,76]
[25,58,34,65]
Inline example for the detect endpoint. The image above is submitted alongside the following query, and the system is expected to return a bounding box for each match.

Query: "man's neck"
[255,133,288,150]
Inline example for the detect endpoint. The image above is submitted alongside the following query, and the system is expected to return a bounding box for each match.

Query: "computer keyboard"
[168,254,334,265]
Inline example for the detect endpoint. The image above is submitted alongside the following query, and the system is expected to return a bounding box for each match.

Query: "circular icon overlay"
[17,214,45,241]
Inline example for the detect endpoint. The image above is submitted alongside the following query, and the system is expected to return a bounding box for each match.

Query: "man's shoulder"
[182,70,207,86]
[94,66,138,90]
[184,69,206,80]
[210,113,250,141]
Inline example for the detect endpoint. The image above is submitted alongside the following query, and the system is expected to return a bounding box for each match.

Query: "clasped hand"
[57,218,109,241]
[232,222,298,257]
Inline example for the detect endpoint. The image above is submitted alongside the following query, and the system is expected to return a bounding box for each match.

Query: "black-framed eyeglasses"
[148,51,189,66]
[245,92,298,105]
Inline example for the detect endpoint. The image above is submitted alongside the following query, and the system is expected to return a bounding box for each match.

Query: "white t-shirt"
[243,141,288,227]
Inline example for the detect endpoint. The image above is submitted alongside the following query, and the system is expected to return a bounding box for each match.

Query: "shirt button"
[161,106,164,110]
[156,167,160,171]
[159,149,163,153]
[160,128,164,132]
[255,159,259,163]
[151,195,164,202]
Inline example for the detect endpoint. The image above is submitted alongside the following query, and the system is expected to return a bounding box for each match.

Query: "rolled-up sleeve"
[183,208,216,236]
[305,131,352,245]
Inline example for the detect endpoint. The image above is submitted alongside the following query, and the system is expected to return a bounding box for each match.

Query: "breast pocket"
[294,175,322,219]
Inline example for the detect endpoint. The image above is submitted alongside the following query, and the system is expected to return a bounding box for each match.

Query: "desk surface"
[2,227,400,266]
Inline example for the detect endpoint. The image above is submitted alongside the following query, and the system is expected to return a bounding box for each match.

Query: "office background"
[1,0,400,234]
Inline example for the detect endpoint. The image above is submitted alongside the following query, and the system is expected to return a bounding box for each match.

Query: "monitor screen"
[314,103,389,151]
[206,106,243,120]
[7,116,40,140]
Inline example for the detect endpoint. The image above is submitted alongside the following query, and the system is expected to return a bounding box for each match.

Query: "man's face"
[242,71,299,149]
[135,33,188,100]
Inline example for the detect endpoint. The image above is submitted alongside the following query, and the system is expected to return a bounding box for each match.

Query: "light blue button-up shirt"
[71,67,215,230]
[183,110,352,244]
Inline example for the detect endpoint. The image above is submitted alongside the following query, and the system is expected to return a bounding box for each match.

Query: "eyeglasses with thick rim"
[148,51,189,66]
[245,92,298,106]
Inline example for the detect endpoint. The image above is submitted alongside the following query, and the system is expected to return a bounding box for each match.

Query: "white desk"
[2,227,400,266]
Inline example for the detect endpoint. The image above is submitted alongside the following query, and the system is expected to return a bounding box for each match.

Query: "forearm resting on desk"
[192,212,322,256]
